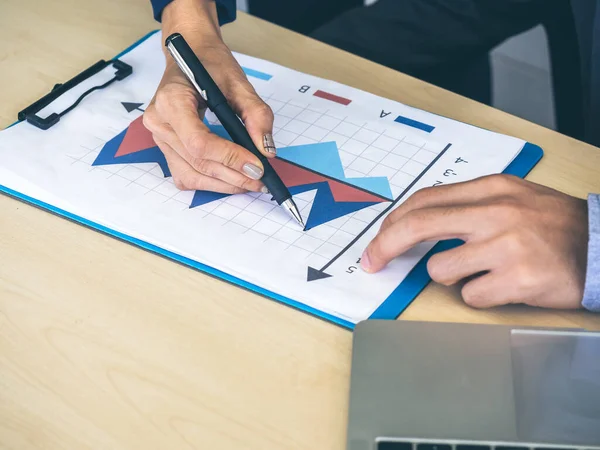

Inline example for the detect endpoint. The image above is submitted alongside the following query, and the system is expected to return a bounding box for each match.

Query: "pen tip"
[281,198,305,230]
[297,216,306,230]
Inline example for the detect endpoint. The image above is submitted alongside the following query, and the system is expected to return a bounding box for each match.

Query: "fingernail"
[360,250,373,273]
[243,163,263,180]
[261,186,270,194]
[263,134,277,155]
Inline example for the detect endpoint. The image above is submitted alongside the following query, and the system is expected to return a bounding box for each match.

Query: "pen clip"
[166,41,208,102]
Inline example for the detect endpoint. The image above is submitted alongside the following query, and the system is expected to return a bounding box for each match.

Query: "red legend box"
[313,89,352,106]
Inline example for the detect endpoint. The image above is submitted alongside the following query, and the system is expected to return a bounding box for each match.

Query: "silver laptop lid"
[347,321,600,450]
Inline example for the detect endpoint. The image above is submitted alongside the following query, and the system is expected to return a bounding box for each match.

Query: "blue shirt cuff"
[150,0,236,25]
[582,193,600,312]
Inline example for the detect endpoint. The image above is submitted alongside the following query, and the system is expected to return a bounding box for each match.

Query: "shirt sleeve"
[582,193,600,312]
[149,0,236,25]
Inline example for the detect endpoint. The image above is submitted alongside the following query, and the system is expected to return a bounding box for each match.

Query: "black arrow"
[306,143,452,282]
[307,266,333,281]
[121,102,145,113]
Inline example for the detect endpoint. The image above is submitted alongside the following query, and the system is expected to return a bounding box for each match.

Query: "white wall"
[237,0,555,130]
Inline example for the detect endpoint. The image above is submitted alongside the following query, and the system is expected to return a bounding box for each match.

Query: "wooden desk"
[1,1,599,449]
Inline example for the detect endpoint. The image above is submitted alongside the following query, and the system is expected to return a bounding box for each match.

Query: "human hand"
[361,175,589,309]
[143,0,276,194]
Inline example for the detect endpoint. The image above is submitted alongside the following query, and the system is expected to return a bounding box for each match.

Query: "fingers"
[426,239,503,286]
[146,90,266,193]
[154,137,253,194]
[157,95,266,175]
[461,272,518,309]
[206,51,276,158]
[146,41,276,194]
[430,243,542,309]
[156,125,265,191]
[235,94,277,158]
[381,175,523,231]
[147,62,270,185]
[362,205,484,273]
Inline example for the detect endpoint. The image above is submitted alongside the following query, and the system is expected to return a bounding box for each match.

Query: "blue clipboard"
[1,31,544,330]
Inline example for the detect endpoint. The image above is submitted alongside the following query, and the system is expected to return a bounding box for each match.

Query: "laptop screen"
[510,330,600,446]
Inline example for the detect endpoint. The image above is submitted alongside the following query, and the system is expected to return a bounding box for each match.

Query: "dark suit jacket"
[150,0,598,147]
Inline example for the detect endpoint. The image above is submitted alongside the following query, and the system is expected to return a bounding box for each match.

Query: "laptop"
[347,320,600,450]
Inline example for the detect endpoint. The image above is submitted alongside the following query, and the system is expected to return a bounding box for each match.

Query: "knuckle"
[487,174,511,190]
[252,102,274,122]
[462,284,484,308]
[238,177,257,191]
[221,185,237,194]
[513,264,539,291]
[142,110,157,131]
[185,132,209,155]
[490,199,522,223]
[154,87,176,110]
[485,174,522,193]
[427,255,450,285]
[172,176,186,191]
[190,158,214,177]
[183,173,205,191]
[231,181,251,194]
[499,231,527,258]
[173,168,202,191]
[187,155,201,172]
[381,214,394,230]
[222,148,242,168]
[406,187,432,208]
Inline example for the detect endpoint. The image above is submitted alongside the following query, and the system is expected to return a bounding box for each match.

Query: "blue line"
[242,67,273,81]
[394,115,435,133]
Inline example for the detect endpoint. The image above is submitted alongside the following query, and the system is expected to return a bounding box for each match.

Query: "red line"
[313,90,352,105]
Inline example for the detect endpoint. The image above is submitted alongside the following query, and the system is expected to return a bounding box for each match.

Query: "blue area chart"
[93,115,393,229]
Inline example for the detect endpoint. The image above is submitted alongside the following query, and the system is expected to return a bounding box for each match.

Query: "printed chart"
[92,105,395,230]
[87,93,448,275]
[192,142,393,230]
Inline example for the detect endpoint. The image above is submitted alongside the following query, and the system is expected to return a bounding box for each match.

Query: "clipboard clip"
[17,59,133,130]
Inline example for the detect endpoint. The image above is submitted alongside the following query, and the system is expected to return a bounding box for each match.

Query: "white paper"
[0,32,526,324]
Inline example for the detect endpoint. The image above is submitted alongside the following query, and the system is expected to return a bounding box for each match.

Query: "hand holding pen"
[164,33,304,227]
[143,1,278,197]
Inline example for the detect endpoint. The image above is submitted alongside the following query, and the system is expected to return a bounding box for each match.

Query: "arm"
[150,0,236,24]
[583,194,600,312]
[143,0,276,195]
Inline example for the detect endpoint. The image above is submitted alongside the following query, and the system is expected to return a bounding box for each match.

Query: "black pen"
[165,33,305,229]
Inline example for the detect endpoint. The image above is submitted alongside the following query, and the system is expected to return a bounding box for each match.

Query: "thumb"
[237,96,277,158]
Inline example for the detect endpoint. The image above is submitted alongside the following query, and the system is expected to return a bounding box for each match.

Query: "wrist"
[161,0,223,54]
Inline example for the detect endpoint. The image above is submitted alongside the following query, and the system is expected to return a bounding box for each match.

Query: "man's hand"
[362,175,589,309]
[143,0,276,194]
